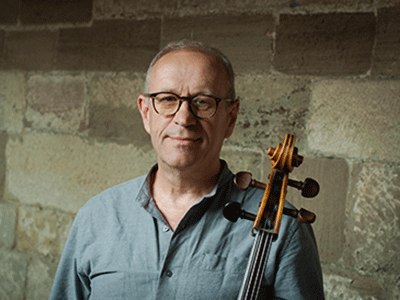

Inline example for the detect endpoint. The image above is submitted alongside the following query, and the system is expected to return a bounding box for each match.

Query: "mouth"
[169,136,201,145]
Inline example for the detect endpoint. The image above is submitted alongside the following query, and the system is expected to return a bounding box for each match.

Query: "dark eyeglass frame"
[144,91,234,119]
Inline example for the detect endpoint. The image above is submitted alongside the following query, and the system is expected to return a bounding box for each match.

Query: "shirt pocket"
[177,253,248,299]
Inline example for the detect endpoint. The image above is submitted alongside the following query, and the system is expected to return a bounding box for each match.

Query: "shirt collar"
[135,160,233,208]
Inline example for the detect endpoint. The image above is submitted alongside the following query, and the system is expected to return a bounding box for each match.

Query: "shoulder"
[76,174,148,223]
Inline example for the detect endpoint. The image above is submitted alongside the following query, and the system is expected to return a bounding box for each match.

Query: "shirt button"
[165,270,173,277]
[163,226,170,232]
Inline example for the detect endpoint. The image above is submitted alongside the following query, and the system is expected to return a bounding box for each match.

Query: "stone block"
[0,0,19,25]
[323,274,383,300]
[26,254,58,300]
[264,157,349,263]
[4,30,58,71]
[20,0,92,25]
[88,73,151,147]
[274,13,376,76]
[0,248,29,300]
[0,72,26,133]
[373,6,400,76]
[56,19,160,72]
[220,148,263,180]
[0,30,4,68]
[307,79,400,162]
[6,132,157,213]
[0,202,17,248]
[162,14,274,74]
[16,206,59,257]
[228,75,310,151]
[344,162,400,275]
[94,0,163,18]
[26,74,86,134]
[94,0,374,18]
[58,212,75,255]
[0,131,6,200]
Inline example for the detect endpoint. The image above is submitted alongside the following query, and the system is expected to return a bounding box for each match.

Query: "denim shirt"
[49,162,324,299]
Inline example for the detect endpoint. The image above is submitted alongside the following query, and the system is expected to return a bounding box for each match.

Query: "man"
[49,40,324,299]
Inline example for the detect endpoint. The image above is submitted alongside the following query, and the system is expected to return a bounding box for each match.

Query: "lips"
[168,136,201,145]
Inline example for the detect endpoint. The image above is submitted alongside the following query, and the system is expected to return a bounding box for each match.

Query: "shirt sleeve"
[48,211,91,300]
[272,220,325,300]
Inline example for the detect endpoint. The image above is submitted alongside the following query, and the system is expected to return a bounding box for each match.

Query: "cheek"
[148,115,168,141]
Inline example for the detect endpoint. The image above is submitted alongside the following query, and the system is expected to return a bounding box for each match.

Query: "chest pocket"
[176,253,248,299]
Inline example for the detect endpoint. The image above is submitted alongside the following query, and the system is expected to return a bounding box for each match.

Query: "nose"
[173,100,197,127]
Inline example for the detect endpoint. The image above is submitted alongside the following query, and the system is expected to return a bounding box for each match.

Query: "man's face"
[138,49,239,172]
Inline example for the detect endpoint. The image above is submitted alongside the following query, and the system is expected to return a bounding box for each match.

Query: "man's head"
[144,40,236,101]
[138,41,239,173]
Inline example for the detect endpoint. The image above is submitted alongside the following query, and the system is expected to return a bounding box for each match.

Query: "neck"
[150,160,222,230]
[154,159,222,200]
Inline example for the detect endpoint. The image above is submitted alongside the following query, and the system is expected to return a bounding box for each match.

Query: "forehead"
[149,49,228,91]
[154,48,223,71]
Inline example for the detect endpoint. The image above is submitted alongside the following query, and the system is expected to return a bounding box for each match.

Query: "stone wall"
[0,0,399,299]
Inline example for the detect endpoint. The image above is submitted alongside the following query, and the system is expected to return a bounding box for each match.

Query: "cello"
[223,134,319,300]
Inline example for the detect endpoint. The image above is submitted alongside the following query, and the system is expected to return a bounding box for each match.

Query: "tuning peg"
[224,202,316,225]
[233,172,319,198]
[282,207,316,224]
[223,202,256,223]
[288,178,319,198]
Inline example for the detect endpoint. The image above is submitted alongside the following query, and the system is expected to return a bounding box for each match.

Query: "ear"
[138,95,151,134]
[224,99,240,138]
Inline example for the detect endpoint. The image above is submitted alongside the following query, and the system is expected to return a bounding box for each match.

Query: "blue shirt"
[49,162,324,299]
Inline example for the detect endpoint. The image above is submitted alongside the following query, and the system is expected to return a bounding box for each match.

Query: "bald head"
[144,40,236,101]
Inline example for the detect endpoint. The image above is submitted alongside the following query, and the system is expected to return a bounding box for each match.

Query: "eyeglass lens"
[153,93,217,118]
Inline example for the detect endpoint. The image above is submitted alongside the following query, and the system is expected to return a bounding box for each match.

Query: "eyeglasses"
[144,92,233,119]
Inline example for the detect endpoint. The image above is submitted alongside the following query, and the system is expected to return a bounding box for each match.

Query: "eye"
[156,93,178,103]
[193,98,207,105]
[192,96,214,107]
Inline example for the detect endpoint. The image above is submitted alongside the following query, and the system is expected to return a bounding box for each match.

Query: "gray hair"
[144,40,236,100]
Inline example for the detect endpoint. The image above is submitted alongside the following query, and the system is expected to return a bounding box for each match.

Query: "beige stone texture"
[0,248,29,300]
[264,157,349,263]
[26,254,58,300]
[220,147,263,180]
[323,273,382,300]
[0,30,4,68]
[90,73,145,108]
[88,73,151,147]
[308,79,400,162]
[26,74,87,134]
[373,5,400,76]
[0,72,26,133]
[58,212,75,255]
[162,14,273,74]
[0,131,6,199]
[16,206,59,256]
[0,202,17,248]
[345,162,400,275]
[230,75,310,151]
[6,132,157,213]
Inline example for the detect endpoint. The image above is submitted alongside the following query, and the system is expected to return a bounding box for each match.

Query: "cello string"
[244,230,275,300]
[252,232,275,299]
[250,232,273,299]
[238,230,264,299]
